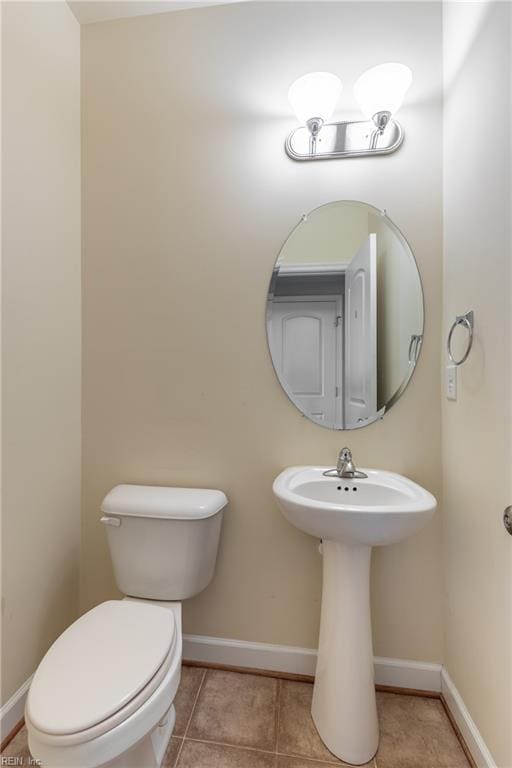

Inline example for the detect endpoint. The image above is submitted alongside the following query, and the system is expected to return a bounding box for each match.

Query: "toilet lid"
[27,601,176,736]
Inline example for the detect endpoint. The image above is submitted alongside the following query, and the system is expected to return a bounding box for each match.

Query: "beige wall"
[442,3,512,765]
[81,1,444,661]
[1,1,81,707]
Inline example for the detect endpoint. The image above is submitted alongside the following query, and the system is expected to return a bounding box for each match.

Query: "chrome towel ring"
[447,310,474,366]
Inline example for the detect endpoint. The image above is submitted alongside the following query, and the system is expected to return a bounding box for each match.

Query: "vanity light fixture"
[285,62,412,161]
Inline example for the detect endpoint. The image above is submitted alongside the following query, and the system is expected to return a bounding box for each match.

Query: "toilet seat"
[26,630,182,768]
[27,600,177,743]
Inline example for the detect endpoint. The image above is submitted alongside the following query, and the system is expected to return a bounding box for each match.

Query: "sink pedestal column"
[311,540,379,765]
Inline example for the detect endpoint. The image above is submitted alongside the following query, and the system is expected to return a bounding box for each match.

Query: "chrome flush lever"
[100,516,121,527]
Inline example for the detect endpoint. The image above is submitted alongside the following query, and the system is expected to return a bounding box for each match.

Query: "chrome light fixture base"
[305,116,324,154]
[285,117,404,161]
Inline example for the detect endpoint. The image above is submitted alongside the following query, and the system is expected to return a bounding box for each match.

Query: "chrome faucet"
[323,447,368,479]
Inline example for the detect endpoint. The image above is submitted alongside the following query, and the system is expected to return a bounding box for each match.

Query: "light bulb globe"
[354,63,412,121]
[288,72,342,126]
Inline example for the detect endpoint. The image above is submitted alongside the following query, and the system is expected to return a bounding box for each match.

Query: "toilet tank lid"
[101,484,228,520]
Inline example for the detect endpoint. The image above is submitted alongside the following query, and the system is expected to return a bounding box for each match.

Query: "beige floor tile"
[162,736,183,767]
[375,693,470,768]
[277,681,346,764]
[187,670,279,751]
[177,740,276,768]
[174,666,206,736]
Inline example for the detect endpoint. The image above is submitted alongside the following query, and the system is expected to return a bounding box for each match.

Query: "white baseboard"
[0,675,32,742]
[183,633,317,675]
[183,633,442,692]
[374,655,442,692]
[441,669,497,768]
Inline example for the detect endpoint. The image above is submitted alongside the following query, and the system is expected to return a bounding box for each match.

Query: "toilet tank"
[100,485,227,600]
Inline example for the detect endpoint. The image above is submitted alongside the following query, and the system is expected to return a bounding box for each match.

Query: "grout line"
[174,667,207,766]
[183,735,352,767]
[173,734,185,764]
[184,736,277,756]
[275,750,353,766]
[275,678,282,755]
[183,668,207,738]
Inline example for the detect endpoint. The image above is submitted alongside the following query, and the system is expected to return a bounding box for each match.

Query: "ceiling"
[68,0,249,25]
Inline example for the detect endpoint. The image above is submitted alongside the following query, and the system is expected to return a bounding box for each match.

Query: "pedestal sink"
[273,466,436,766]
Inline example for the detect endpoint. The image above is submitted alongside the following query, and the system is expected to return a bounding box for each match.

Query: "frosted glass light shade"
[288,72,342,125]
[354,63,412,120]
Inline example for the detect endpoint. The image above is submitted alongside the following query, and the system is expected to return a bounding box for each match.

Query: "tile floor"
[1,665,470,768]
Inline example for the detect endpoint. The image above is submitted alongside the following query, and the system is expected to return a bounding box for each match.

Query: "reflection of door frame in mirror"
[343,233,377,428]
[266,293,344,428]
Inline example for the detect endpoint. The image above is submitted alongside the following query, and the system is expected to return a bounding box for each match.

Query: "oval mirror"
[266,201,424,430]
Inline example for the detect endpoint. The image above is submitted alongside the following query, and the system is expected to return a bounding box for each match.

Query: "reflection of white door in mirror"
[344,234,377,427]
[269,297,342,426]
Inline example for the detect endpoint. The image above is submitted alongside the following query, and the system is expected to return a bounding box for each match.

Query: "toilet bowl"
[26,485,227,768]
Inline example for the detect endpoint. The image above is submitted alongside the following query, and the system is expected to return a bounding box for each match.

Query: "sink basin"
[273,466,436,546]
[273,465,436,766]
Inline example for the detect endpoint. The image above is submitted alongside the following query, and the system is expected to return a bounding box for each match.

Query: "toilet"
[25,484,227,768]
